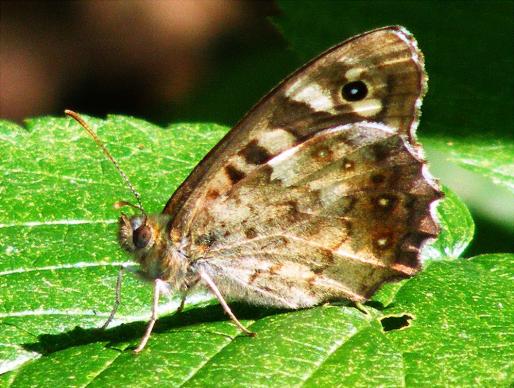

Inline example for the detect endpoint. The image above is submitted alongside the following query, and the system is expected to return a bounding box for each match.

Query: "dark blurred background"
[0,0,292,125]
[1,0,512,256]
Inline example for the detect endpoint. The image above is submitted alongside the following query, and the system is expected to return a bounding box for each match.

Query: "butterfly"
[66,25,442,352]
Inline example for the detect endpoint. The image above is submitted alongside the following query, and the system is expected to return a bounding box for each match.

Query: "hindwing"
[185,123,440,306]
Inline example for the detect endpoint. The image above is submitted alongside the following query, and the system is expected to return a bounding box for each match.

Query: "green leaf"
[421,186,474,261]
[1,1,511,383]
[423,136,514,230]
[383,253,514,386]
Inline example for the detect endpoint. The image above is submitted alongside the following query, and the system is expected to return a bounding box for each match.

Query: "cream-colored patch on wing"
[349,98,383,117]
[269,147,300,185]
[258,129,297,154]
[209,197,252,226]
[286,79,334,112]
[315,182,347,206]
[201,258,319,308]
[275,261,314,280]
[284,77,303,97]
[345,67,364,81]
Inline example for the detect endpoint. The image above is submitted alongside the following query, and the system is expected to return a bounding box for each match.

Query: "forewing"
[164,26,426,232]
[187,123,441,307]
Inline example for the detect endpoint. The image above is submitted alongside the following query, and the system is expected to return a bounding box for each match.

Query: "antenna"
[65,110,146,216]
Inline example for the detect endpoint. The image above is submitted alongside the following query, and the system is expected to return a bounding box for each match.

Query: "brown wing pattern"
[186,123,441,308]
[164,26,426,234]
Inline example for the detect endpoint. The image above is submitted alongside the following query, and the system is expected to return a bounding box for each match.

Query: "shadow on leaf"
[22,302,286,355]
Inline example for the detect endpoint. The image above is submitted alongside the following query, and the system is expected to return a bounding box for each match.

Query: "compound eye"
[341,80,368,101]
[133,224,151,249]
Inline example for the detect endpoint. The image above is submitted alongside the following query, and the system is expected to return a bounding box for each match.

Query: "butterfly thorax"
[118,213,190,291]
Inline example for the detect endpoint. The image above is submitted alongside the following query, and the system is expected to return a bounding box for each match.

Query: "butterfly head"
[118,211,171,254]
[118,212,185,282]
[119,213,153,252]
[117,211,170,270]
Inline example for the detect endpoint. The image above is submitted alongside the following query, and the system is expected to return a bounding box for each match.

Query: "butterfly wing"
[164,26,426,232]
[186,123,441,307]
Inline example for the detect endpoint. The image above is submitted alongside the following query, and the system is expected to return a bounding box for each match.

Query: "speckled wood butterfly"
[67,26,442,352]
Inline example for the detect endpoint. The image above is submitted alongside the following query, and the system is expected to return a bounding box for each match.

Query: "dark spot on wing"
[270,96,331,140]
[313,266,325,275]
[342,195,357,214]
[285,200,304,221]
[245,227,257,239]
[286,200,299,212]
[206,189,220,200]
[372,232,395,251]
[195,232,217,248]
[402,231,434,253]
[239,140,272,165]
[225,165,246,184]
[256,164,274,184]
[394,248,419,269]
[371,143,390,162]
[249,269,263,284]
[371,174,386,185]
[341,158,355,171]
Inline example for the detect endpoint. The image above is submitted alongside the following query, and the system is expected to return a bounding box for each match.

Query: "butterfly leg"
[199,271,255,337]
[176,294,187,314]
[101,266,124,329]
[134,278,166,353]
[176,276,201,314]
